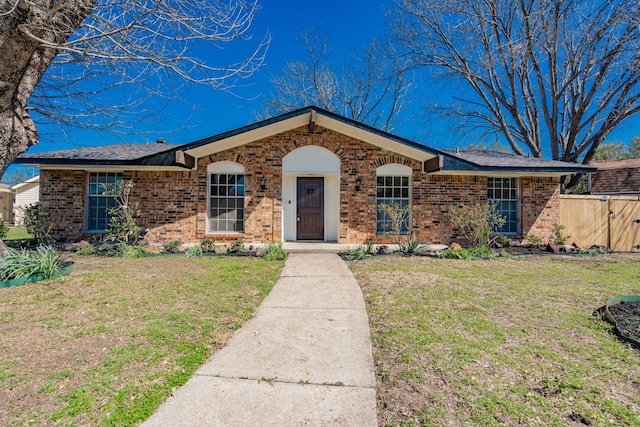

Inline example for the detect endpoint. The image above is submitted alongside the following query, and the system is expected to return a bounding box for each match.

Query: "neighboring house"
[15,107,594,245]
[590,158,640,194]
[12,175,40,226]
[0,184,13,224]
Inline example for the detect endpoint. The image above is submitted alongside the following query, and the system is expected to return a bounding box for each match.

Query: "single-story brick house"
[590,158,640,195]
[15,107,595,245]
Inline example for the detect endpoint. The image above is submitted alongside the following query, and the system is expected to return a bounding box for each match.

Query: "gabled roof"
[14,106,596,176]
[11,175,39,192]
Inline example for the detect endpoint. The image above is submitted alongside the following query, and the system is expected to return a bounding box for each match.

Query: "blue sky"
[8,0,640,180]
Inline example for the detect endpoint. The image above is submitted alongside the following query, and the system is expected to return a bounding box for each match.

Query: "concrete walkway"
[141,253,377,426]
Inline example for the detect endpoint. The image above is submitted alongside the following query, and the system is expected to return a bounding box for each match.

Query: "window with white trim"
[86,172,122,232]
[376,164,412,235]
[488,177,519,234]
[208,162,245,233]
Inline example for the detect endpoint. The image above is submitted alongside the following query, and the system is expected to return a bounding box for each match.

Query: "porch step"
[282,242,349,253]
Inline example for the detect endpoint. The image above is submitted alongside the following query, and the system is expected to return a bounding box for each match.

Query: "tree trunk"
[0,0,95,177]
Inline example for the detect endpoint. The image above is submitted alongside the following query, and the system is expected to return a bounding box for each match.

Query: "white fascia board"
[185,114,312,159]
[183,112,438,163]
[315,115,436,162]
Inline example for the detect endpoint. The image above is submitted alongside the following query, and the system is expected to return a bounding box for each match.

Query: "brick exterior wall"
[39,125,561,244]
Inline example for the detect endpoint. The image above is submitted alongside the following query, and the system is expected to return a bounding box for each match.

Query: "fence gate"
[560,195,640,252]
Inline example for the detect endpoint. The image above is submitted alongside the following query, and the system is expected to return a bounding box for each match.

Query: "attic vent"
[156,139,166,144]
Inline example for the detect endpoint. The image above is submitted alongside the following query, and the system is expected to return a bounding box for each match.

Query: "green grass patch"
[351,254,640,427]
[4,226,33,241]
[0,256,284,426]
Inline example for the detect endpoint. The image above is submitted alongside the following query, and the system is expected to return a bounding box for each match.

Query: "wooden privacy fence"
[560,194,640,252]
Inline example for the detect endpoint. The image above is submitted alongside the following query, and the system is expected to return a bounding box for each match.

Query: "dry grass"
[0,255,284,426]
[350,253,640,427]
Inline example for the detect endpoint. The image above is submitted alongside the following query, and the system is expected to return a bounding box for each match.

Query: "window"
[376,175,411,234]
[86,172,122,232]
[488,177,519,234]
[208,162,245,233]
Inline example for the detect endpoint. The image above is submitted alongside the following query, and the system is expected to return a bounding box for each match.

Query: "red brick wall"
[39,126,561,244]
[39,170,86,241]
[520,177,561,242]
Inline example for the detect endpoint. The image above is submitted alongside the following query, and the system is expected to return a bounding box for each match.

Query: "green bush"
[200,238,215,253]
[22,203,54,244]
[185,245,203,258]
[341,245,370,260]
[450,202,506,248]
[227,240,244,254]
[498,235,512,247]
[104,180,142,245]
[120,245,150,259]
[75,246,97,256]
[525,234,543,245]
[263,243,288,261]
[440,247,492,260]
[0,246,63,281]
[400,233,424,256]
[0,222,8,240]
[163,241,183,253]
[552,223,571,245]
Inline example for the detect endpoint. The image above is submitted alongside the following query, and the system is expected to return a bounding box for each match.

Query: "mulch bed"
[607,301,640,345]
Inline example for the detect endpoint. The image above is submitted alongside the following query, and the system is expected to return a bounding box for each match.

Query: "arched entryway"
[282,146,340,241]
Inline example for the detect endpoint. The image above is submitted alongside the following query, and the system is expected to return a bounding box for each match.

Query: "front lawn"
[0,255,284,426]
[4,225,33,241]
[351,254,640,426]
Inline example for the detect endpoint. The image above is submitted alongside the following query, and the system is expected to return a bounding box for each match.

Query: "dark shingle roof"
[18,143,179,162]
[441,150,596,173]
[14,108,597,175]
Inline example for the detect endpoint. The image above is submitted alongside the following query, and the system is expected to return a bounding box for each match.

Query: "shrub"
[120,244,150,259]
[0,246,62,281]
[377,201,412,247]
[227,240,244,254]
[440,247,492,260]
[400,233,424,256]
[341,245,370,261]
[185,245,203,258]
[104,180,142,245]
[525,234,542,245]
[0,222,8,240]
[200,238,215,253]
[163,241,183,253]
[552,223,571,245]
[498,235,512,247]
[75,246,97,256]
[450,202,506,248]
[263,243,288,261]
[22,203,54,244]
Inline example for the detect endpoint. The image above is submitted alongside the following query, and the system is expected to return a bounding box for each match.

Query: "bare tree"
[261,31,410,132]
[0,0,269,177]
[393,0,640,187]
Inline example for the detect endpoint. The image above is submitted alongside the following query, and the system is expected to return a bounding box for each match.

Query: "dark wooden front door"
[297,177,324,240]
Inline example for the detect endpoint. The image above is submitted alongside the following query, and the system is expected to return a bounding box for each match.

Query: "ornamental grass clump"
[263,243,288,261]
[0,246,62,281]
